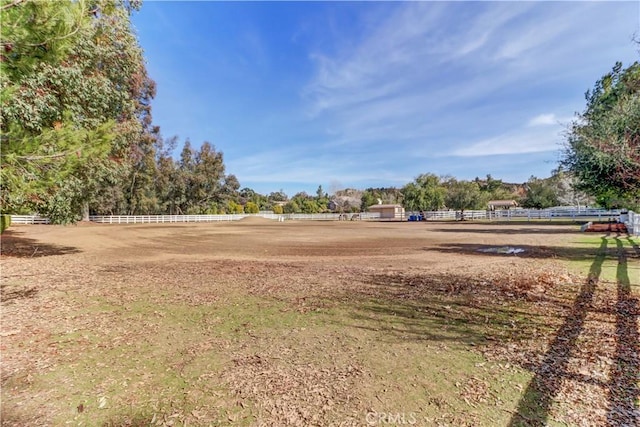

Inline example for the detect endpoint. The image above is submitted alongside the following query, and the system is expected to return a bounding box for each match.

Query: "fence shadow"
[331,269,576,350]
[507,237,607,426]
[430,242,611,262]
[0,282,38,303]
[606,237,640,426]
[428,222,585,235]
[0,230,80,258]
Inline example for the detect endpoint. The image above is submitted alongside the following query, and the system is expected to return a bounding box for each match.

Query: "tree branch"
[15,152,72,161]
[0,0,25,12]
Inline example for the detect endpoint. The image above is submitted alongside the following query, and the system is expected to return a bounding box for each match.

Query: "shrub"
[1,215,11,233]
[227,201,244,214]
[244,201,259,214]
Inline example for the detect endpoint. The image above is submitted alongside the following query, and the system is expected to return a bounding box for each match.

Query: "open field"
[1,219,638,426]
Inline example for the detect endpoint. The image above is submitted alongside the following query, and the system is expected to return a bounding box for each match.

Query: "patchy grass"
[3,273,554,426]
[567,234,639,284]
[2,222,638,426]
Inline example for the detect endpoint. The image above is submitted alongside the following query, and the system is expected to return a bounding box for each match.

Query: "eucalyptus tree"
[520,176,560,209]
[1,0,155,222]
[443,178,484,220]
[402,173,446,211]
[562,60,640,209]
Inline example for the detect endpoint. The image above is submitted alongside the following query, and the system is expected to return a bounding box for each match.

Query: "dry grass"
[1,221,638,426]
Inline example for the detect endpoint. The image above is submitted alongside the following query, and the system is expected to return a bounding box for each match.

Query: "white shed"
[368,204,405,220]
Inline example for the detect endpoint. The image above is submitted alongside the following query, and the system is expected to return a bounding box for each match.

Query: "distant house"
[488,200,518,210]
[368,204,405,220]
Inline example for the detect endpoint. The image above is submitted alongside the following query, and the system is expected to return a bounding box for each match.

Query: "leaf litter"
[1,223,638,426]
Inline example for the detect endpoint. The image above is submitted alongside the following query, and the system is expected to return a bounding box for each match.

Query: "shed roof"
[368,204,403,209]
[488,200,518,206]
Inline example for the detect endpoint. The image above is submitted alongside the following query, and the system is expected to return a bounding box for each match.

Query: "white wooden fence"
[7,212,382,225]
[7,215,51,224]
[89,214,245,224]
[418,208,623,222]
[87,213,381,223]
[7,209,639,235]
[625,211,640,236]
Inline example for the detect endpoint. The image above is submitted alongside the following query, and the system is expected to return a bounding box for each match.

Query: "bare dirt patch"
[1,221,638,426]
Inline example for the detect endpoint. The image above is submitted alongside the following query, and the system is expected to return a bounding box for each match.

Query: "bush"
[1,215,11,233]
[227,201,244,214]
[244,201,259,214]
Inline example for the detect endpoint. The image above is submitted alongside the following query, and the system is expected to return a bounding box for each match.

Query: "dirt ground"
[1,219,638,426]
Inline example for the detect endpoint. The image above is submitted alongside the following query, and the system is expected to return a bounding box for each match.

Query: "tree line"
[395,171,592,215]
[1,1,638,223]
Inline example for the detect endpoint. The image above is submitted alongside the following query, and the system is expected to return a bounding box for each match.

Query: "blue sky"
[132,1,640,196]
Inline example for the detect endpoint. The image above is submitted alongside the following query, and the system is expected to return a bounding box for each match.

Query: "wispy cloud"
[303,2,534,116]
[134,1,639,194]
[527,112,576,128]
[298,1,637,170]
[451,127,563,157]
[227,147,409,190]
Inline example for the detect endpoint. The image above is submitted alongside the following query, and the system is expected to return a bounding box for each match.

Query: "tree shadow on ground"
[333,268,574,352]
[428,221,587,235]
[331,233,638,425]
[0,230,80,258]
[429,240,627,262]
[508,234,640,426]
[606,237,639,426]
[506,237,607,426]
[0,282,38,303]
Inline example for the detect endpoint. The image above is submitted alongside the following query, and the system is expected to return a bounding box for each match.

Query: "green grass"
[5,286,545,426]
[30,294,322,425]
[567,234,639,285]
[10,232,638,425]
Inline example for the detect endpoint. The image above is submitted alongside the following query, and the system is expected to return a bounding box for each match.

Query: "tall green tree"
[475,174,514,201]
[283,200,300,214]
[562,60,640,209]
[520,175,559,209]
[444,178,484,220]
[1,0,155,222]
[190,142,226,213]
[402,173,446,211]
[268,190,288,202]
[153,135,178,214]
[360,187,402,210]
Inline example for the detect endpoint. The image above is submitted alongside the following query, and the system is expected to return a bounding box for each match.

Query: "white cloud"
[229,149,408,188]
[528,112,577,128]
[528,114,558,127]
[450,127,563,157]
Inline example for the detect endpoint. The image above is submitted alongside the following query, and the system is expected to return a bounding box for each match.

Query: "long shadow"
[508,236,608,426]
[606,237,640,426]
[0,230,80,257]
[0,282,38,303]
[331,269,576,352]
[431,242,610,262]
[626,235,640,257]
[428,223,585,235]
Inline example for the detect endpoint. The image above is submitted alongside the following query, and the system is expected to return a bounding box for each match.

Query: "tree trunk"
[81,202,90,222]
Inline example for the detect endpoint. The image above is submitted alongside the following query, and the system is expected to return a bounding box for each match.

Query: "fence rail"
[7,208,639,235]
[87,213,381,223]
[625,211,640,236]
[8,215,51,225]
[89,214,245,224]
[418,208,623,222]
